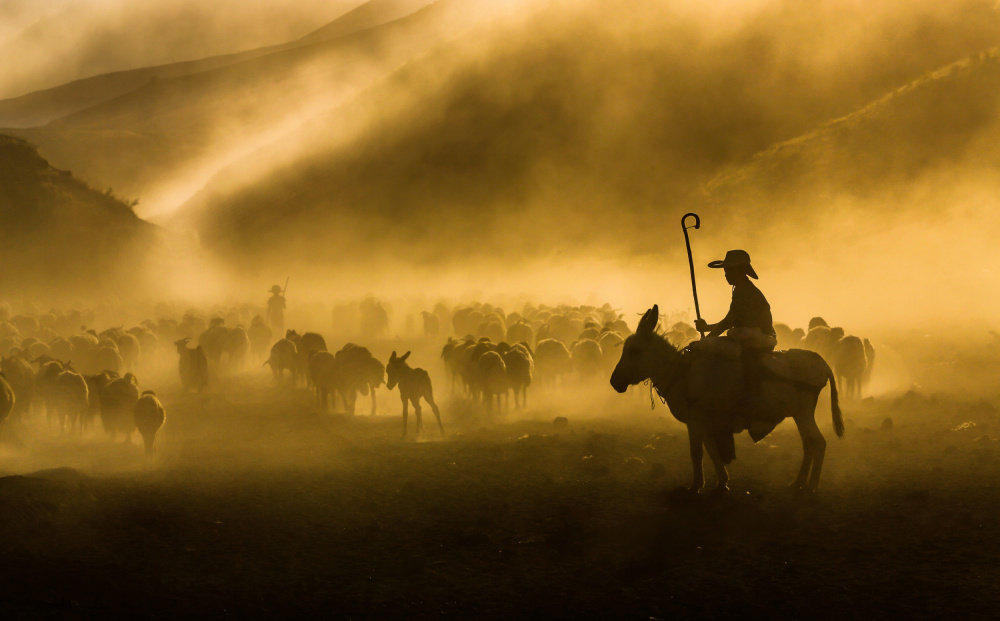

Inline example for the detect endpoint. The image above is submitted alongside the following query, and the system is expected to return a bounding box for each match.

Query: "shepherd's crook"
[681,213,704,337]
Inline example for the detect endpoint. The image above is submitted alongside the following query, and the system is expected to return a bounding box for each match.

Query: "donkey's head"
[609,304,668,393]
[386,351,410,390]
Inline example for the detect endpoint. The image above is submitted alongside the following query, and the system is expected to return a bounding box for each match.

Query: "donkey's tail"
[828,367,845,438]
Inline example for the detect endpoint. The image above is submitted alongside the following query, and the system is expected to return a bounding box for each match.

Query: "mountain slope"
[178,0,1000,267]
[0,134,156,300]
[3,0,496,215]
[0,0,425,129]
[705,50,1000,216]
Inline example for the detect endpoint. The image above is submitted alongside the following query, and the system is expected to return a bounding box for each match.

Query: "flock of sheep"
[0,308,167,454]
[0,296,877,450]
[439,303,632,411]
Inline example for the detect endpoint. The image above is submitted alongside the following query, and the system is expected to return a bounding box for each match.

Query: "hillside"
[3,0,495,214]
[0,134,156,301]
[706,50,1000,212]
[0,0,432,129]
[178,0,1000,267]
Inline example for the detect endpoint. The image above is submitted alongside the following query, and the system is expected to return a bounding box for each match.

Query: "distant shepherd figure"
[267,285,286,335]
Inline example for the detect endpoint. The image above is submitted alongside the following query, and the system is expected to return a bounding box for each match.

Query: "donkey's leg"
[801,412,827,491]
[426,395,445,435]
[400,394,409,438]
[789,414,814,490]
[703,439,730,493]
[413,399,424,436]
[687,424,706,493]
[370,384,377,417]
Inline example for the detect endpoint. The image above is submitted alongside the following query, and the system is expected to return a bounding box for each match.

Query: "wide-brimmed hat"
[708,249,758,279]
[268,285,284,293]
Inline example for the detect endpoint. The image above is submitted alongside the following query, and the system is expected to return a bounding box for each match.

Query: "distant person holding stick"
[266,282,287,335]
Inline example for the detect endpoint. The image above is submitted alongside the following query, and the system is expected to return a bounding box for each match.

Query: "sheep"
[50,337,74,363]
[247,316,273,363]
[506,320,534,348]
[502,344,533,409]
[1,355,34,422]
[174,338,208,392]
[386,351,444,438]
[452,307,484,338]
[308,351,340,411]
[802,325,835,360]
[96,345,123,376]
[198,318,230,364]
[264,338,299,385]
[421,311,440,338]
[27,340,51,362]
[534,338,573,385]
[831,335,867,399]
[862,338,876,393]
[571,338,604,379]
[441,337,470,394]
[133,391,166,456]
[477,351,509,412]
[101,373,140,440]
[52,368,89,434]
[128,326,159,369]
[773,323,800,350]
[597,331,624,373]
[35,359,65,426]
[808,317,829,330]
[0,373,14,435]
[359,298,390,339]
[116,332,141,372]
[334,344,385,416]
[286,330,327,385]
[83,370,118,430]
[221,326,251,371]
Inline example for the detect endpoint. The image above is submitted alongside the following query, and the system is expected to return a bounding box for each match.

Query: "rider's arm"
[695,311,733,337]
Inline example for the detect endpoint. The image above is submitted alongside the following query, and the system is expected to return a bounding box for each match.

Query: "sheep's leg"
[370,384,377,417]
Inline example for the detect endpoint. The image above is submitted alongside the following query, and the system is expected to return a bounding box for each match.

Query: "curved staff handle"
[681,212,704,337]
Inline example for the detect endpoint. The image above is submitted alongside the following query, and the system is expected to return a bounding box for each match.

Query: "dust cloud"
[2,1,1000,618]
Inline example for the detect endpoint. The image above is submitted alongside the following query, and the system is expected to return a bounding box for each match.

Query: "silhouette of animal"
[308,351,340,411]
[0,355,33,421]
[386,351,444,438]
[82,370,118,430]
[421,311,440,337]
[477,351,508,411]
[174,338,208,392]
[264,338,299,384]
[134,391,166,456]
[830,335,867,399]
[247,316,273,362]
[0,373,14,434]
[52,368,89,434]
[286,330,327,385]
[611,305,843,493]
[862,338,876,393]
[534,338,572,385]
[502,344,533,409]
[334,344,385,416]
[101,373,139,440]
[359,298,390,339]
[571,339,603,378]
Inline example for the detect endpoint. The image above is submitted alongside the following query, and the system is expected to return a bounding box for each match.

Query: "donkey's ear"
[637,305,659,335]
[400,351,411,362]
[389,351,397,361]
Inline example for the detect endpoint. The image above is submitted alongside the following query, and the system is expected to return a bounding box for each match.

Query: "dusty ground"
[1,375,998,619]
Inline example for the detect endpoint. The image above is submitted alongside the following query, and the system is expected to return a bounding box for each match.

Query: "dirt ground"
[1,372,998,619]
